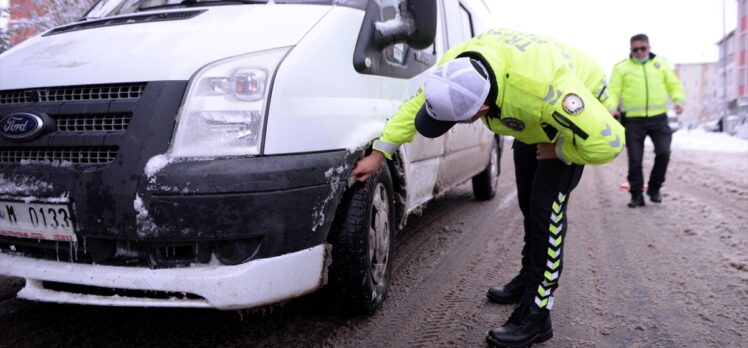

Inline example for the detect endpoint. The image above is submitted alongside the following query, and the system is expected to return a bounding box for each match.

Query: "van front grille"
[54,113,132,132]
[0,83,146,105]
[0,147,119,164]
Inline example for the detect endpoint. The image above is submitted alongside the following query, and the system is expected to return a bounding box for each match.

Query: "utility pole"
[722,0,729,126]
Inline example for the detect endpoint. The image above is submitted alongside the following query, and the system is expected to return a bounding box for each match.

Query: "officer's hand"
[674,104,684,115]
[536,143,558,160]
[611,110,621,117]
[350,151,385,182]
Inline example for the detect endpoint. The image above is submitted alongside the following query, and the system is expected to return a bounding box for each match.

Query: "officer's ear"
[478,104,491,115]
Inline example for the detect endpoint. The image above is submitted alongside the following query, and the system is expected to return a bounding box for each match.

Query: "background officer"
[607,34,685,207]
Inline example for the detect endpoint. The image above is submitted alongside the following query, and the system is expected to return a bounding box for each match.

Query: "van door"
[380,0,449,212]
[435,0,492,192]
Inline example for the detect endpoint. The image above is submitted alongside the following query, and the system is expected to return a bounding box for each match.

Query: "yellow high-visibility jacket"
[606,54,685,117]
[373,28,624,165]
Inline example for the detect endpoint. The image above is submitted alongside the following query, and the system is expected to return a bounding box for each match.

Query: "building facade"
[717,30,738,117]
[737,0,748,114]
[675,63,721,126]
[8,0,44,46]
[6,0,97,48]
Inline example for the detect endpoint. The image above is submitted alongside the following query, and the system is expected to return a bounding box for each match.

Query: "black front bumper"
[142,150,356,261]
[1,150,355,268]
[0,81,358,268]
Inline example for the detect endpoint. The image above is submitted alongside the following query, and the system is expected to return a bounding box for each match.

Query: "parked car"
[723,114,747,135]
[0,0,501,313]
[667,114,682,132]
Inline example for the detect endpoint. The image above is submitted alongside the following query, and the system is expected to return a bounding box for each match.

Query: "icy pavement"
[0,142,746,347]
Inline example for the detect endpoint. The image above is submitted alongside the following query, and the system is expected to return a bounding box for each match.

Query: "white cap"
[415,57,492,138]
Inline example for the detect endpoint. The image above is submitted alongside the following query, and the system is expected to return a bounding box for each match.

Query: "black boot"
[647,190,662,203]
[487,273,530,304]
[627,193,645,208]
[486,303,553,348]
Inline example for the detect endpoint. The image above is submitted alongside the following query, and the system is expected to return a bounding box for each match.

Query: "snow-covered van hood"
[0,5,331,90]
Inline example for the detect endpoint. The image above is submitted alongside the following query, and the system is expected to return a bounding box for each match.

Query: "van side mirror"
[353,0,437,79]
[374,0,437,50]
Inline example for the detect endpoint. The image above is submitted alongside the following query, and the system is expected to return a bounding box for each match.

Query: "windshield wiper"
[138,0,268,12]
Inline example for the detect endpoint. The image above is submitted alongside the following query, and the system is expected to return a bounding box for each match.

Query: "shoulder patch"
[501,117,525,131]
[562,93,585,116]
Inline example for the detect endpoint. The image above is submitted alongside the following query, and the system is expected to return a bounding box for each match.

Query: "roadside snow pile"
[737,122,748,139]
[670,129,748,154]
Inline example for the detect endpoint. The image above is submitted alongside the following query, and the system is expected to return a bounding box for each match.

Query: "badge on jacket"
[501,117,525,131]
[562,93,585,116]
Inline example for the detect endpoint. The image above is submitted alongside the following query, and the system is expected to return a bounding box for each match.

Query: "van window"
[459,4,475,38]
[442,0,468,48]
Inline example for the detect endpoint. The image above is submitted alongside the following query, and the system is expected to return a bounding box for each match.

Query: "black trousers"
[513,140,584,310]
[624,114,672,194]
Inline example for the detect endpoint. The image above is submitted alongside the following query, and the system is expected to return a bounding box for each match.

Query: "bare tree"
[0,6,10,53]
[1,0,98,53]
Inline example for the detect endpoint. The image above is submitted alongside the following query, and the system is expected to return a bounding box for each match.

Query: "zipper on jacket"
[642,62,649,117]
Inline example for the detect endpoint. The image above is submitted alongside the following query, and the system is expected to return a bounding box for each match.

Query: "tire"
[472,137,501,201]
[328,161,395,315]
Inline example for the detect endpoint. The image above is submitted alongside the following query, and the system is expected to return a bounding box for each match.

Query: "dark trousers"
[624,114,672,194]
[513,140,584,310]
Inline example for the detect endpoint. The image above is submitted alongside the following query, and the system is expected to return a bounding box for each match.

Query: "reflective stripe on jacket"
[606,53,685,117]
[374,28,624,166]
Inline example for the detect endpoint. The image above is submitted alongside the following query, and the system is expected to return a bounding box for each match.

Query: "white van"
[0,0,501,313]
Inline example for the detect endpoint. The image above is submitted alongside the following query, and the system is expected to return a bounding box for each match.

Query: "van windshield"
[84,0,335,19]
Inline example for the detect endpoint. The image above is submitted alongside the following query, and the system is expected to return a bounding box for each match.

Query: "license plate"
[0,201,77,242]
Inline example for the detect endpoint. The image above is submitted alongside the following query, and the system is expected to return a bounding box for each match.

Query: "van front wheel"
[329,162,395,315]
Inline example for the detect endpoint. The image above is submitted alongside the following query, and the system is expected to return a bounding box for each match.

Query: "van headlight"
[170,47,290,158]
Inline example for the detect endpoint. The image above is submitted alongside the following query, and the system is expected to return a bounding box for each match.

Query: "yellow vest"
[374,28,624,165]
[606,54,685,117]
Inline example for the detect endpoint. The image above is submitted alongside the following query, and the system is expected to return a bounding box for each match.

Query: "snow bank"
[669,129,748,154]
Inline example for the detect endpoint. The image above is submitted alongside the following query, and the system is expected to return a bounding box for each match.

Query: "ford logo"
[0,113,45,141]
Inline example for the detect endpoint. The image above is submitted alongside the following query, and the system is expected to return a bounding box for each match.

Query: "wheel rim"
[489,147,499,189]
[368,183,390,285]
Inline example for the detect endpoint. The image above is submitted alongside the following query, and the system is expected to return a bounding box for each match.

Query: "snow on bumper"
[0,244,330,310]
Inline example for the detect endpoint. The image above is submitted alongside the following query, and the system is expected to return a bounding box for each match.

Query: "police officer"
[350,29,624,347]
[607,34,685,207]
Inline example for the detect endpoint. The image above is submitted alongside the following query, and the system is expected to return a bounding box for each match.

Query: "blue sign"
[0,113,44,140]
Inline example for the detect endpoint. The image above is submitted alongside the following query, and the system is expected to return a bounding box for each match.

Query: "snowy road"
[0,138,746,347]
